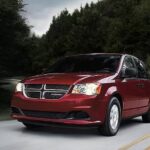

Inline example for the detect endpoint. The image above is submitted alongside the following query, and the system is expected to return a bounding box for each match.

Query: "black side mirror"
[121,68,137,78]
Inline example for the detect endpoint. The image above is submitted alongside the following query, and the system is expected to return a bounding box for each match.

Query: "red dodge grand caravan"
[11,53,150,136]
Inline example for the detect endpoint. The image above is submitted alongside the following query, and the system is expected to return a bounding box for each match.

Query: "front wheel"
[98,97,121,136]
[23,122,42,129]
[142,110,150,123]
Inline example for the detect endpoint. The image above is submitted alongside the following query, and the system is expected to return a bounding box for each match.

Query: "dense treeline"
[0,0,150,76]
[0,0,32,77]
[32,0,150,73]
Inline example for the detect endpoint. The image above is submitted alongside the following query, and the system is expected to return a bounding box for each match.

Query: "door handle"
[136,83,145,88]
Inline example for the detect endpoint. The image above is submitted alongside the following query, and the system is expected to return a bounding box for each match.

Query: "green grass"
[0,93,12,121]
[0,88,12,121]
[0,109,11,121]
[0,78,21,121]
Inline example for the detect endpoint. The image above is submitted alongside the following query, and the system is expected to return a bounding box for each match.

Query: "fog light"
[67,111,89,120]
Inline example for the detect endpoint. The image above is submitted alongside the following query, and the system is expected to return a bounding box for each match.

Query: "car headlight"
[15,83,24,92]
[72,83,101,96]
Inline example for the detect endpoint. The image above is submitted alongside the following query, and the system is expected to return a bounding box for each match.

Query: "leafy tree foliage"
[0,0,150,76]
[35,0,150,73]
[0,0,30,77]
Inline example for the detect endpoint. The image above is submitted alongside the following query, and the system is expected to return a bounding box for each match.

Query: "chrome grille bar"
[23,84,70,99]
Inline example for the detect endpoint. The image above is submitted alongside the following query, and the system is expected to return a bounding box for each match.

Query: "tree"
[46,9,73,58]
[39,0,150,71]
[0,0,30,77]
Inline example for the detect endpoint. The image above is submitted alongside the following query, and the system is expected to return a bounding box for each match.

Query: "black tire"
[98,97,121,136]
[23,122,41,129]
[142,110,150,123]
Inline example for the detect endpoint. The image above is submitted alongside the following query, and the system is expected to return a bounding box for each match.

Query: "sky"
[24,0,98,36]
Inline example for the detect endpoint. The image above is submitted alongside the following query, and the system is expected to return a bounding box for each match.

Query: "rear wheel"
[142,110,150,123]
[98,97,121,136]
[23,122,42,129]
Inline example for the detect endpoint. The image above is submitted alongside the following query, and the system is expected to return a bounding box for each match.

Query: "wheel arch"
[111,92,124,111]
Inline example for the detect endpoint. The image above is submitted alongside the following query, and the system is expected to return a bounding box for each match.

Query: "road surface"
[0,117,150,150]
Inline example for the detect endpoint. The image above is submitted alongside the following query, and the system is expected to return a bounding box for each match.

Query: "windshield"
[46,54,121,74]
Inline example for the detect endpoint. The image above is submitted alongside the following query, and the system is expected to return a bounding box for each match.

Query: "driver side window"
[134,58,148,79]
[121,56,137,78]
[123,56,135,69]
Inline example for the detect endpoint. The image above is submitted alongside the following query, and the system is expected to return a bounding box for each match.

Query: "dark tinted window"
[123,56,135,69]
[121,56,138,78]
[46,55,121,73]
[134,58,147,79]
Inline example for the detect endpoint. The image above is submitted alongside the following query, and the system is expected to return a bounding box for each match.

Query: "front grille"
[45,84,69,90]
[22,110,68,119]
[23,84,70,100]
[26,91,41,98]
[25,84,42,89]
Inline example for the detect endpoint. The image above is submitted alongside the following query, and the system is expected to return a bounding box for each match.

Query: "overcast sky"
[24,0,98,36]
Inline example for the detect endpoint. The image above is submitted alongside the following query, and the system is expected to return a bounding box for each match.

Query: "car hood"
[23,73,112,85]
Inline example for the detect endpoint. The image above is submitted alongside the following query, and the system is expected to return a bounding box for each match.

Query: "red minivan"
[11,53,150,136]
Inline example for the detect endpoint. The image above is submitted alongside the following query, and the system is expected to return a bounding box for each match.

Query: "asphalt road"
[0,117,150,150]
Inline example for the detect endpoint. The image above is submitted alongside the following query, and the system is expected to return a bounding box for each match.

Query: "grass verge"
[0,108,11,121]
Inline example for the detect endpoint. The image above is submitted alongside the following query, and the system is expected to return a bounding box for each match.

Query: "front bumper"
[11,92,108,126]
[12,114,101,126]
